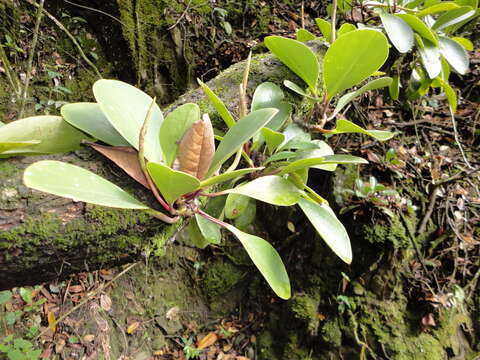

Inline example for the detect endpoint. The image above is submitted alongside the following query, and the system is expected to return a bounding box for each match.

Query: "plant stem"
[19,0,44,118]
[197,208,229,228]
[0,44,21,97]
[331,0,338,43]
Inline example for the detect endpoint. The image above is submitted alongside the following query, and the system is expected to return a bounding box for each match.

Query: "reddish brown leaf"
[89,144,149,188]
[197,332,218,349]
[176,114,215,180]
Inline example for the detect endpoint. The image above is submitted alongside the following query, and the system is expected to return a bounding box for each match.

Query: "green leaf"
[223,175,303,206]
[147,162,200,204]
[0,290,12,305]
[416,36,442,79]
[187,218,210,249]
[331,119,394,141]
[225,224,290,299]
[61,102,129,146]
[208,108,278,177]
[265,151,296,164]
[315,18,332,41]
[20,288,33,304]
[23,161,149,209]
[294,140,336,171]
[265,36,320,93]
[323,30,389,99]
[262,128,285,153]
[338,23,357,37]
[278,123,310,150]
[93,79,164,163]
[233,198,256,231]
[389,74,400,100]
[198,79,235,128]
[195,213,221,245]
[332,77,393,117]
[417,2,460,16]
[380,13,414,53]
[439,36,469,74]
[0,116,87,156]
[200,167,264,188]
[298,197,352,264]
[433,6,476,30]
[283,80,309,97]
[452,36,474,51]
[436,77,458,111]
[396,14,438,45]
[296,28,316,42]
[225,193,251,219]
[160,103,200,166]
[252,82,291,131]
[0,141,40,154]
[279,155,367,175]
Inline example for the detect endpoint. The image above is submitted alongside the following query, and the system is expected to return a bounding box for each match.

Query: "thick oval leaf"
[233,199,256,231]
[452,37,474,51]
[294,140,336,171]
[160,103,200,166]
[323,30,389,99]
[417,2,460,16]
[389,74,400,100]
[283,80,309,97]
[0,141,40,154]
[223,175,303,206]
[262,128,285,153]
[198,79,235,128]
[0,116,87,156]
[338,23,357,37]
[333,77,393,117]
[200,167,263,188]
[396,14,438,45]
[296,28,316,42]
[279,155,367,175]
[298,198,352,264]
[380,13,414,53]
[439,37,469,74]
[416,36,442,79]
[436,77,458,111]
[331,119,394,141]
[252,82,291,131]
[433,6,475,30]
[147,162,200,204]
[207,108,278,177]
[61,103,129,146]
[265,151,297,164]
[93,79,164,163]
[315,18,332,41]
[225,193,251,219]
[278,123,310,150]
[264,36,320,92]
[226,224,291,299]
[195,213,221,245]
[23,160,149,209]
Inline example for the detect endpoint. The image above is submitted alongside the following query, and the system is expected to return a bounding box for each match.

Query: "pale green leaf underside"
[380,13,414,53]
[23,160,149,209]
[226,224,291,299]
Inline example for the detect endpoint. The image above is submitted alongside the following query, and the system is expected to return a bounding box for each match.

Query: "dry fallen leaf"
[176,114,215,180]
[47,311,57,333]
[89,144,149,188]
[197,332,218,349]
[100,294,112,312]
[127,321,141,335]
[166,306,180,321]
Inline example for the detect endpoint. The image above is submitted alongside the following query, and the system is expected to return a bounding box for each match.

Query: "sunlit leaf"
[323,30,389,99]
[296,28,316,42]
[61,102,129,146]
[452,36,474,51]
[396,14,438,45]
[417,2,460,16]
[160,103,200,166]
[332,77,393,117]
[337,23,357,37]
[331,119,394,141]
[208,108,278,177]
[262,128,285,153]
[200,167,264,188]
[23,160,149,209]
[279,155,367,175]
[93,79,163,163]
[198,79,235,128]
[0,116,87,156]
[315,18,332,41]
[225,224,291,299]
[147,162,200,204]
[439,36,469,74]
[265,36,320,93]
[223,175,303,206]
[0,141,40,154]
[432,6,476,30]
[298,197,352,264]
[380,13,414,53]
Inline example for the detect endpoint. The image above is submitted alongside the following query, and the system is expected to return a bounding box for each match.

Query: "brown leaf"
[47,311,57,333]
[100,294,112,311]
[197,332,218,349]
[176,114,215,180]
[127,321,141,335]
[89,144,149,188]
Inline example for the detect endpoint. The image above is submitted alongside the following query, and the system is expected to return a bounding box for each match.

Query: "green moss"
[202,260,243,298]
[290,293,320,335]
[283,333,313,360]
[363,217,410,249]
[321,320,342,347]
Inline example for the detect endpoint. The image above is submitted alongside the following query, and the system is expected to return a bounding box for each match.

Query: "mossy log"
[0,50,303,290]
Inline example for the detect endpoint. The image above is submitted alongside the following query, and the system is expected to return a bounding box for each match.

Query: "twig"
[417,187,439,235]
[26,0,102,79]
[35,262,138,340]
[0,44,21,97]
[450,106,473,169]
[331,0,338,42]
[167,0,193,30]
[19,0,44,118]
[301,1,305,29]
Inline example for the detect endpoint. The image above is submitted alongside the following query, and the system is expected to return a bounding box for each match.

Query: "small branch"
[0,44,21,97]
[301,1,305,29]
[450,106,472,169]
[26,0,102,79]
[197,208,229,228]
[19,0,45,118]
[331,0,338,42]
[167,0,193,30]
